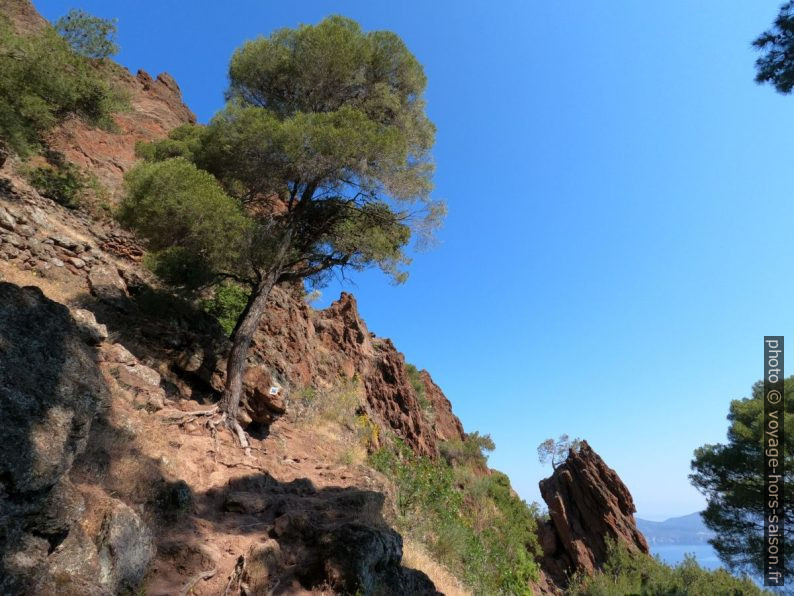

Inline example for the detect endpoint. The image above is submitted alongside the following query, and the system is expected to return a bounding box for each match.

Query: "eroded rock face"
[239,288,465,456]
[0,283,103,497]
[0,283,154,594]
[537,441,649,588]
[1,0,48,35]
[420,369,465,442]
[49,69,196,198]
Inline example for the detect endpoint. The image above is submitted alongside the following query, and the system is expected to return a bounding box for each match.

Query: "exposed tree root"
[224,554,246,596]
[159,406,251,455]
[178,544,218,596]
[229,417,251,457]
[216,458,269,473]
[159,405,220,425]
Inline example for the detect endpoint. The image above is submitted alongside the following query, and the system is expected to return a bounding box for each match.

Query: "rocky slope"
[0,152,464,595]
[0,2,652,594]
[49,69,196,197]
[0,276,442,594]
[0,5,468,592]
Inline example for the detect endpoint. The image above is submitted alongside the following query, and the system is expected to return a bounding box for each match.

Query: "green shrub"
[405,362,435,425]
[405,363,426,402]
[135,124,203,163]
[120,158,252,289]
[370,438,540,594]
[568,538,769,595]
[55,9,118,59]
[0,14,126,156]
[201,281,250,335]
[440,431,495,467]
[286,379,361,426]
[25,159,87,208]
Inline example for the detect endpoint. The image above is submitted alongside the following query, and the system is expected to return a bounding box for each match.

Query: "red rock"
[2,0,48,35]
[241,366,286,425]
[537,440,649,589]
[47,71,195,199]
[420,370,464,442]
[238,286,465,456]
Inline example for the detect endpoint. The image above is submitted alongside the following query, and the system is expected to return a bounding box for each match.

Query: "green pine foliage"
[120,158,252,289]
[568,539,769,595]
[439,431,496,467]
[754,2,794,94]
[54,9,118,59]
[201,282,251,336]
[24,158,87,209]
[690,376,794,578]
[129,15,444,293]
[0,13,125,157]
[370,437,540,595]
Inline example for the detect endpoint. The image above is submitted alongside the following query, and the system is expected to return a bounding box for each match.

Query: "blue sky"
[37,0,793,520]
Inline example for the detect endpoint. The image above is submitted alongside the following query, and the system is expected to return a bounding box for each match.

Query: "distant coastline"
[637,512,715,545]
[639,512,722,570]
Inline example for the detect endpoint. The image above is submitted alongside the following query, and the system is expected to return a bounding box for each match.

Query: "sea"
[649,543,722,569]
[650,544,774,590]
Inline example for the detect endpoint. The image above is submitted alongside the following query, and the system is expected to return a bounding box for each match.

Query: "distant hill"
[636,512,715,545]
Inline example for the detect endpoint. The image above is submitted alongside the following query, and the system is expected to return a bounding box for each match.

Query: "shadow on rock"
[197,473,440,596]
[0,282,157,595]
[74,275,228,405]
[155,473,439,595]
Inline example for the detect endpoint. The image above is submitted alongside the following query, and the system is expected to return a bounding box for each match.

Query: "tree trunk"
[219,271,278,424]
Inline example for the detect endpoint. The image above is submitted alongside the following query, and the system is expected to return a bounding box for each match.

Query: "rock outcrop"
[537,440,649,588]
[223,476,439,595]
[0,283,155,595]
[49,69,196,196]
[237,288,466,456]
[1,0,48,35]
[2,0,195,198]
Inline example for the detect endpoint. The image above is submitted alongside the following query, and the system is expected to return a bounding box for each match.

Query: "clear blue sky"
[37,0,793,520]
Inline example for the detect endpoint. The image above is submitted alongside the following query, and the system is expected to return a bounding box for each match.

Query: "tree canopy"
[54,9,118,59]
[754,1,794,93]
[120,15,442,444]
[690,377,794,577]
[119,158,251,288]
[127,15,441,290]
[537,434,582,469]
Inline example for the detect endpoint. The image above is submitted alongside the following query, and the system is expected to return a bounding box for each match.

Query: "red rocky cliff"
[231,288,465,457]
[537,440,649,588]
[49,69,196,196]
[2,0,195,197]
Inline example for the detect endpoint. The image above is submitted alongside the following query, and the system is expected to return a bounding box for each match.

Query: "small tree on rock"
[120,16,442,450]
[537,434,582,469]
[55,9,118,59]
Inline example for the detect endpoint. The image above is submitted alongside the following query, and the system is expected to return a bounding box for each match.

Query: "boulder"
[227,476,440,595]
[71,308,109,345]
[88,265,128,303]
[96,500,156,592]
[241,366,286,424]
[0,205,16,231]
